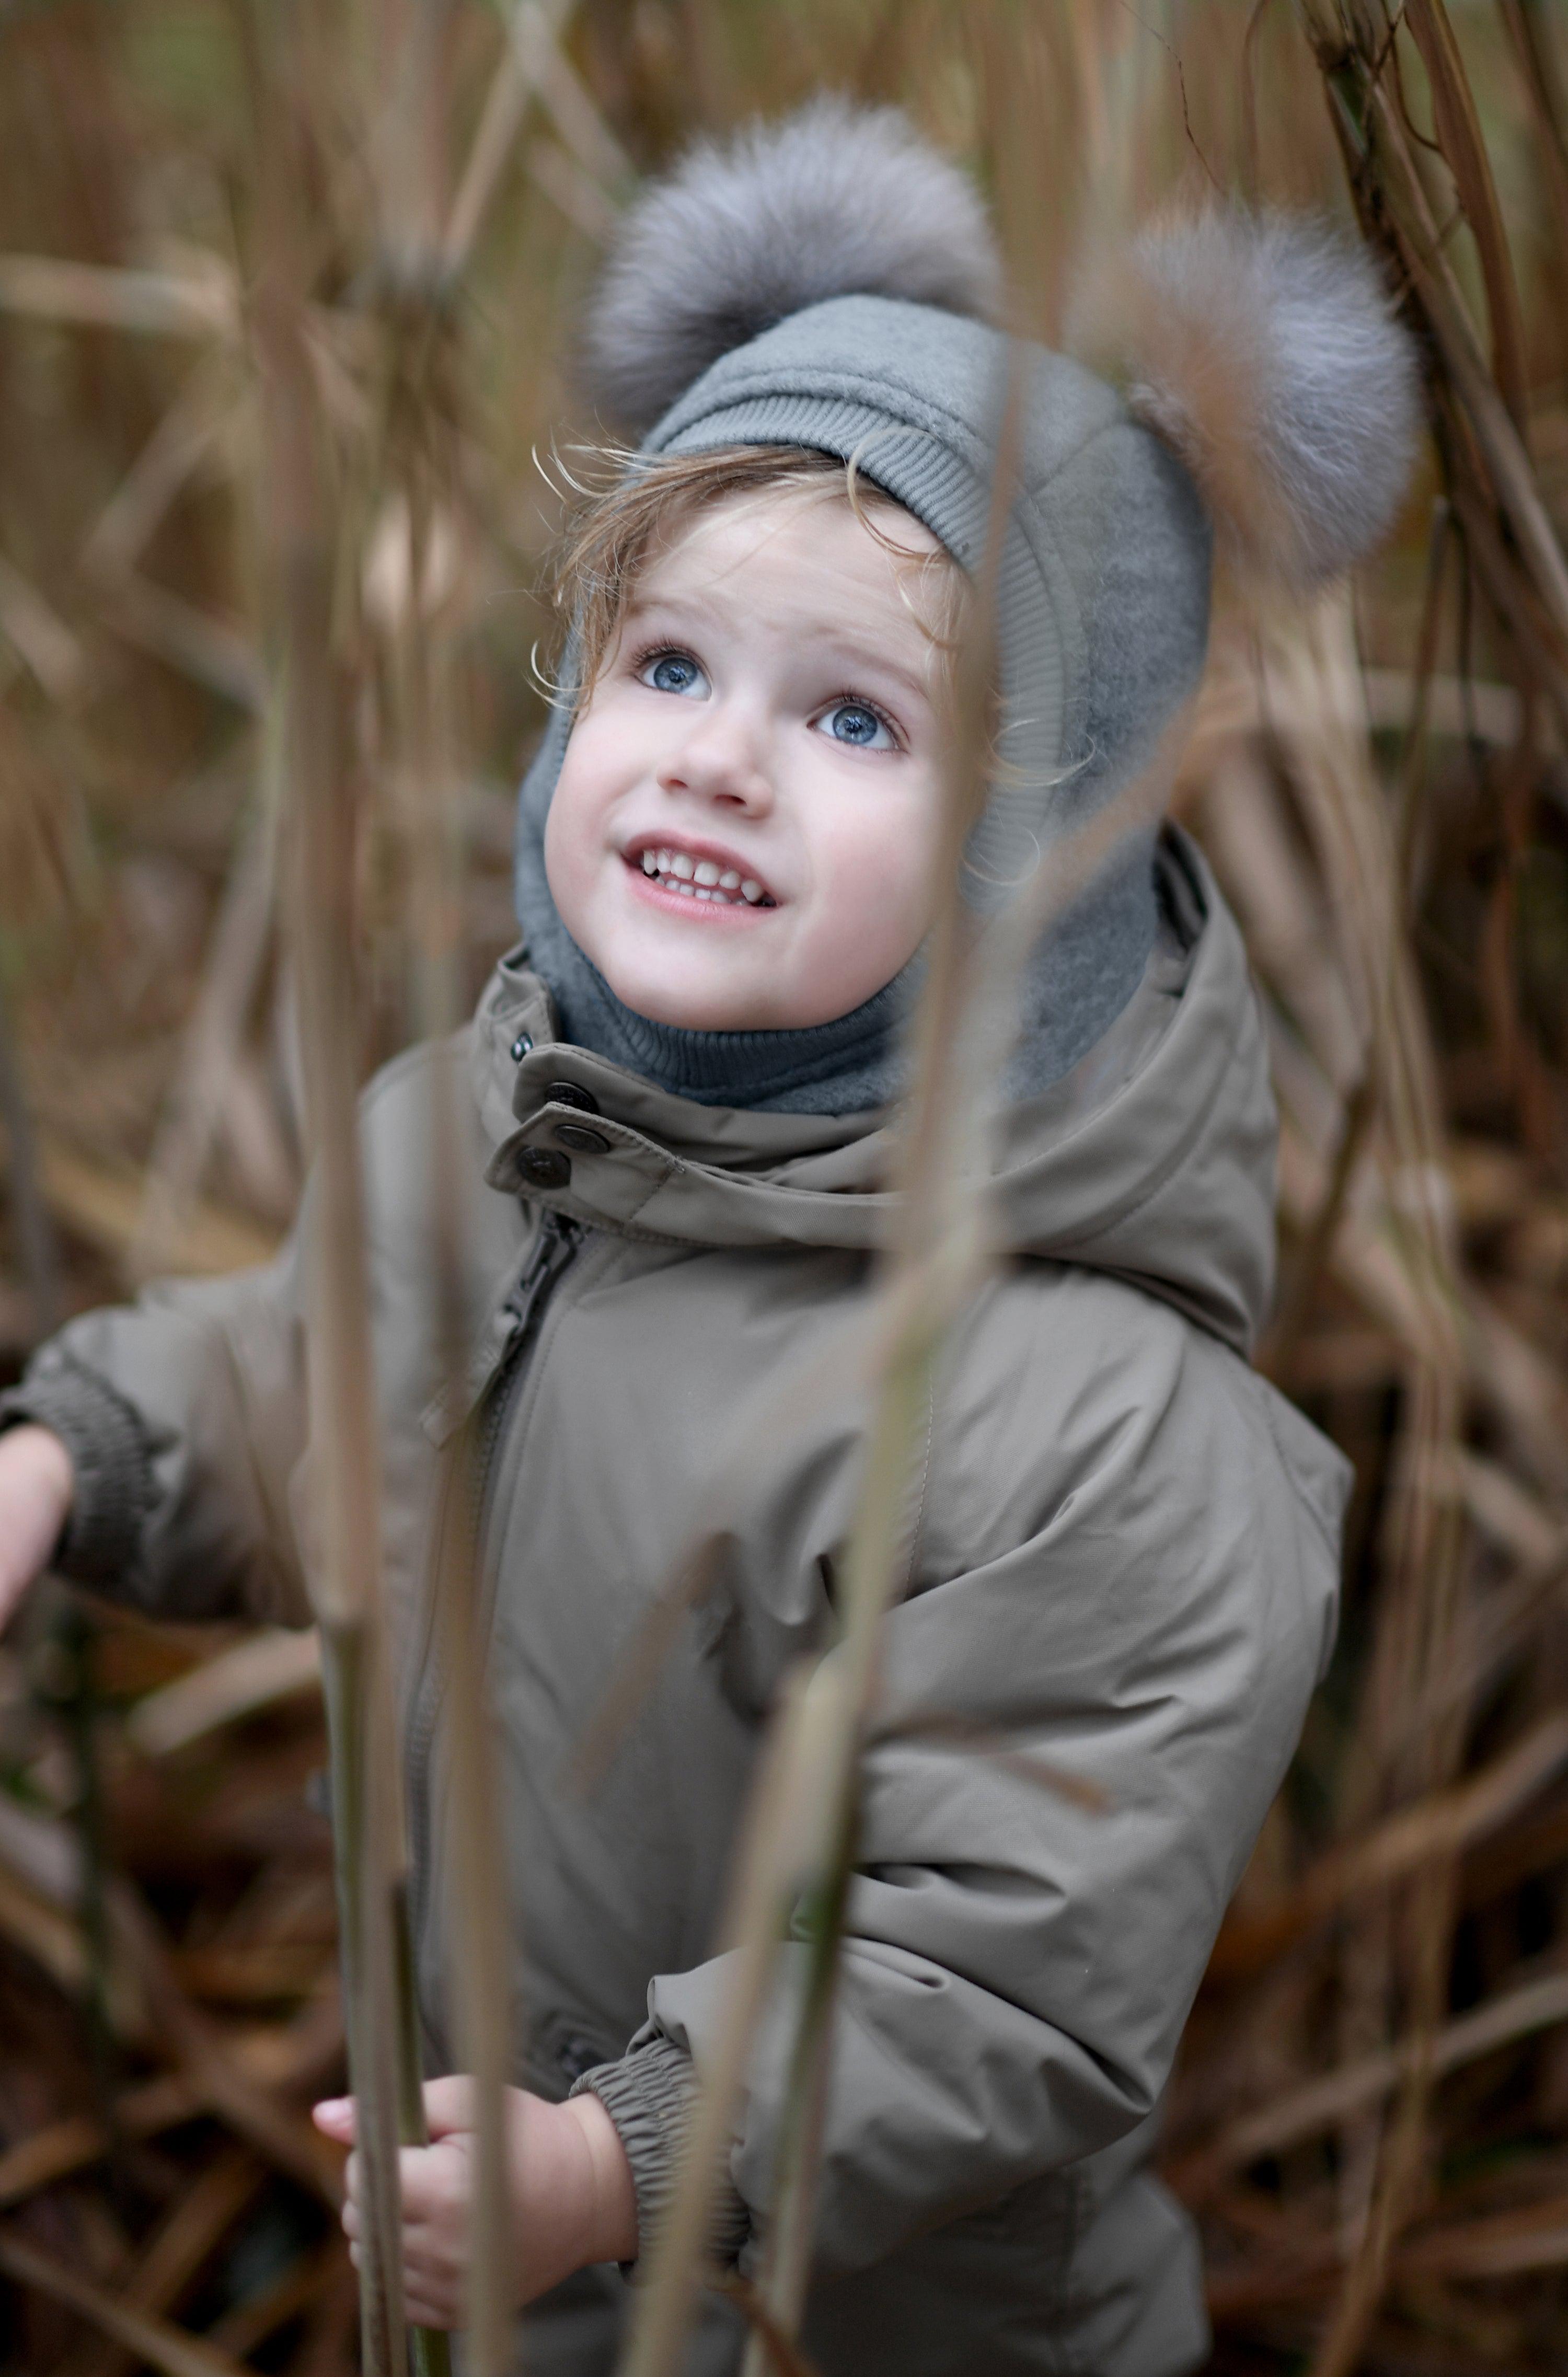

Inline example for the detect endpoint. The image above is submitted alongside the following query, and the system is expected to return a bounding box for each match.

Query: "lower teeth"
[638,857,769,907]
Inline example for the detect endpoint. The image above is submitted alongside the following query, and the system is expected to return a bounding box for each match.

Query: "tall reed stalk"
[243,9,419,2370]
[363,3,518,2357]
[13,6,1568,2372]
[622,313,1194,2370]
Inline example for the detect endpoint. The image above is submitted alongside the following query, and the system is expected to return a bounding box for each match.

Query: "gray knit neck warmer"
[514,102,1418,1116]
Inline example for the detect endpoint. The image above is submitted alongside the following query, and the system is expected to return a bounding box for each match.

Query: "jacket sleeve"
[580,1316,1346,2277]
[0,1237,311,1628]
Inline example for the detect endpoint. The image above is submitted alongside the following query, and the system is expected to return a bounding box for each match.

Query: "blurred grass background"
[4,3,1568,2373]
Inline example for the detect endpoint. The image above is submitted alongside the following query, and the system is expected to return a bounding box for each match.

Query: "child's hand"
[0,1425,73,1634]
[313,2076,638,2328]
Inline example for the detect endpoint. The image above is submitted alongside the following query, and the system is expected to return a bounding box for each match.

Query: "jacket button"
[546,1080,599,1114]
[556,1123,611,1155]
[518,1146,571,1189]
[510,1031,534,1061]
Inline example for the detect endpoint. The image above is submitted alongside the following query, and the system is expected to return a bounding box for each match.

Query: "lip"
[620,832,780,916]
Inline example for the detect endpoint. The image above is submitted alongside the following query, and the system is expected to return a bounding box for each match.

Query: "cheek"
[542,737,613,920]
[805,780,938,964]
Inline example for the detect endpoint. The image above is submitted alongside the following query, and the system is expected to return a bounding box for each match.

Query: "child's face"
[544,487,950,1034]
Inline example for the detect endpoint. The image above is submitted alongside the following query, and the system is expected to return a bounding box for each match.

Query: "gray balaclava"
[515,101,1419,1114]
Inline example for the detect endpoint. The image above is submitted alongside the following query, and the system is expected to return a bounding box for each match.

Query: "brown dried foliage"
[4,5,1568,2374]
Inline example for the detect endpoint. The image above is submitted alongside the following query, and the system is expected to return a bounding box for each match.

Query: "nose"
[654,701,774,815]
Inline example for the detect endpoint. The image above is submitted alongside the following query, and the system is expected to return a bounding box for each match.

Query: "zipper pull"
[421,1215,584,1450]
[504,1211,581,1333]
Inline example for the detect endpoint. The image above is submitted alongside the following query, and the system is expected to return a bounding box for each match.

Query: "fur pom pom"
[1070,211,1422,589]
[581,99,1003,435]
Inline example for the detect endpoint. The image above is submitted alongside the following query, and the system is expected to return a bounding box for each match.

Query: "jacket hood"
[471,830,1276,1357]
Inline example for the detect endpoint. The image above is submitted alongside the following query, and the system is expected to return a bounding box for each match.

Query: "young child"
[0,103,1417,2377]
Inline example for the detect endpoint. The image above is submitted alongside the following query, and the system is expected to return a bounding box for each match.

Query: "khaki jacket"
[10,833,1346,2376]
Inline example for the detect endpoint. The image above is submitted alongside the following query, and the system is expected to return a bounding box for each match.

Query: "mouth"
[624,836,778,911]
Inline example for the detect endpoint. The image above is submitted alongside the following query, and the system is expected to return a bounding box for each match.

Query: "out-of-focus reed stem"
[366,4,534,2364]
[619,1663,843,2377]
[317,1631,408,2375]
[0,971,63,1341]
[738,1354,936,2368]
[47,1599,123,2213]
[1300,0,1568,717]
[13,3,1568,2364]
[625,352,1025,2377]
[622,307,1193,2372]
[444,0,577,274]
[243,9,414,2367]
[391,1877,453,2377]
[734,327,1195,2364]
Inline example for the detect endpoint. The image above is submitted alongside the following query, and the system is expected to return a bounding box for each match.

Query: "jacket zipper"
[468,1210,582,1560]
[405,1210,583,1982]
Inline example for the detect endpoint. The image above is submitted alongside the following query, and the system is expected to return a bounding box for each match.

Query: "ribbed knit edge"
[0,1354,157,1590]
[572,2035,752,2277]
[545,942,915,1113]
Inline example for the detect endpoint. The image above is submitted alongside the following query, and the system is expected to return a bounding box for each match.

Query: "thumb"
[421,2074,480,2140]
[313,2096,357,2143]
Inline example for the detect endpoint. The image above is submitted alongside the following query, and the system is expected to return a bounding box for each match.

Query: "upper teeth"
[639,848,771,906]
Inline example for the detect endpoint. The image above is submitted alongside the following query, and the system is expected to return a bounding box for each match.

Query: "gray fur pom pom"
[1071,211,1422,589]
[581,98,1003,435]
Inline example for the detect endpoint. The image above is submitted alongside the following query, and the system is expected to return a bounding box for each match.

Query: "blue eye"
[821,700,893,750]
[642,650,707,696]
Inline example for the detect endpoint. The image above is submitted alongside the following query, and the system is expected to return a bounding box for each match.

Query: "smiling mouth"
[629,843,777,908]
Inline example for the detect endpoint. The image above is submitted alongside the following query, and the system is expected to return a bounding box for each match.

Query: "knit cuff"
[571,2034,752,2276]
[0,1355,157,1591]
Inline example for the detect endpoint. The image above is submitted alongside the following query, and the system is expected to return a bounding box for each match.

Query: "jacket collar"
[468,830,1277,1351]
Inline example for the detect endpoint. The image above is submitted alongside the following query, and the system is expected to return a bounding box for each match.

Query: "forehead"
[630,482,950,633]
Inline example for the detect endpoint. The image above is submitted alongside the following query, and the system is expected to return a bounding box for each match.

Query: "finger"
[403,2249,464,2326]
[407,2297,459,2334]
[421,2075,479,2141]
[313,2096,357,2142]
[341,2199,360,2242]
[403,2229,467,2279]
[343,2151,360,2209]
[398,2142,466,2223]
[404,2252,465,2308]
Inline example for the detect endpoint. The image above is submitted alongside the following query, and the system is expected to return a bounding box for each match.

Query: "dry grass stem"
[7,7,1568,2372]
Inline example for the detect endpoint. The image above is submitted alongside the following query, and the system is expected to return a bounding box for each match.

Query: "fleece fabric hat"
[514,98,1421,1115]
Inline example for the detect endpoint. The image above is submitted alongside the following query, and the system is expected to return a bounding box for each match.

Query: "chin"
[593,956,744,1032]
[620,985,773,1031]
[593,937,878,1035]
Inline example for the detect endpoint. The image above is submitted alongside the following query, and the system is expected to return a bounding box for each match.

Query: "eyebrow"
[619,592,937,705]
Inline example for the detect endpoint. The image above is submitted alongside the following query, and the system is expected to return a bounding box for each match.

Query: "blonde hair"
[543,443,966,708]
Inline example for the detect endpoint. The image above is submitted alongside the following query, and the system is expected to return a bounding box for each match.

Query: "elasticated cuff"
[0,1355,157,1590]
[571,2034,752,2275]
